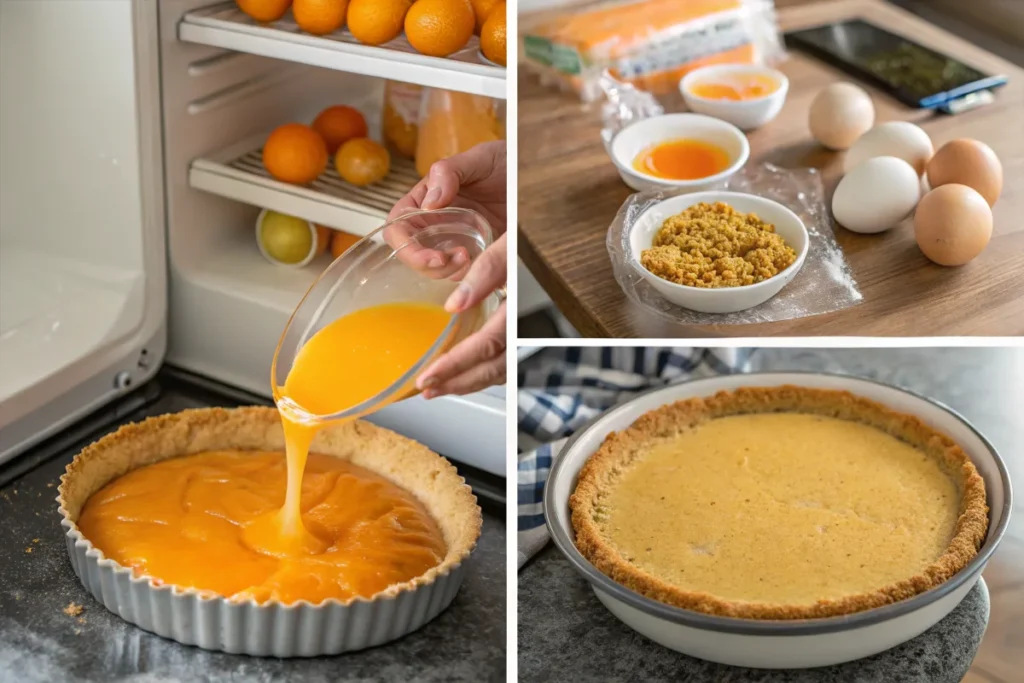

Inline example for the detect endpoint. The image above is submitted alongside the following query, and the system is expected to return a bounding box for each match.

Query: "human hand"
[388,140,506,232]
[384,141,506,275]
[416,232,507,398]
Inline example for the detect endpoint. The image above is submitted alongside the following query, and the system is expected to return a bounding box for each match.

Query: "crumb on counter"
[640,202,797,288]
[63,602,84,617]
[24,547,32,554]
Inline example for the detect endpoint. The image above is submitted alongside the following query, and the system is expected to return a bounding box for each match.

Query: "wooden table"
[517,0,1024,338]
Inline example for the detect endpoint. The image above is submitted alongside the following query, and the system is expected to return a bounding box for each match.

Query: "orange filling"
[633,139,730,181]
[254,301,453,557]
[689,74,778,101]
[77,450,446,604]
[78,301,455,604]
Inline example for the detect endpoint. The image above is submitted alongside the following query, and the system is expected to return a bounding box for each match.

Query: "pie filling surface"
[604,413,958,605]
[571,388,989,619]
[77,449,447,605]
[70,303,473,608]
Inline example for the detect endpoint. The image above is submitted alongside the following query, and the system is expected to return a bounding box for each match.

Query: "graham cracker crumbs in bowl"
[640,202,797,288]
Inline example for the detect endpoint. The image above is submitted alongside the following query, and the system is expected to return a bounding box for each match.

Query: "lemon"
[258,211,314,265]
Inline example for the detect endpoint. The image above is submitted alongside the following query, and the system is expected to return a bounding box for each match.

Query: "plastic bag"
[521,0,784,102]
[607,164,864,325]
[382,81,423,159]
[414,89,503,177]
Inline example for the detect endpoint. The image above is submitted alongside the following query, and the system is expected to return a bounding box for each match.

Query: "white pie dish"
[544,372,1011,669]
[627,191,809,313]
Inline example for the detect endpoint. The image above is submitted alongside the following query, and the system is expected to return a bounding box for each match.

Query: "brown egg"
[914,184,993,266]
[926,139,1003,206]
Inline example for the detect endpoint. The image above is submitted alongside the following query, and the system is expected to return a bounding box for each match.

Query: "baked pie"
[570,386,988,619]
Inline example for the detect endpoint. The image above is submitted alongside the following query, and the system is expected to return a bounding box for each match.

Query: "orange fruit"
[236,0,292,23]
[311,105,368,153]
[480,2,505,66]
[470,0,500,33]
[292,0,348,35]
[313,224,333,256]
[405,0,475,58]
[263,123,328,184]
[330,229,362,259]
[335,138,391,186]
[347,0,412,46]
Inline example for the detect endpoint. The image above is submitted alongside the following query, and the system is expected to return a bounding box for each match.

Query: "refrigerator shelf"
[179,3,506,100]
[189,131,420,236]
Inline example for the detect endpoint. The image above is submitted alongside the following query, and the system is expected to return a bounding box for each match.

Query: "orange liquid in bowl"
[245,301,454,557]
[633,139,731,181]
[689,74,779,101]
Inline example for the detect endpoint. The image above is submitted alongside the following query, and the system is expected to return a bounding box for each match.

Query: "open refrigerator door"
[0,0,167,463]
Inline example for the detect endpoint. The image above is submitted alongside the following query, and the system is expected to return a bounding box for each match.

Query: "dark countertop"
[520,544,989,683]
[0,372,507,683]
[519,347,1023,682]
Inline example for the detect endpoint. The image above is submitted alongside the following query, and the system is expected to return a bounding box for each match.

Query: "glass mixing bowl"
[271,207,499,425]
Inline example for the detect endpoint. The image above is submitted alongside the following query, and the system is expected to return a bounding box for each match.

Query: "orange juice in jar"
[382,80,422,159]
[415,88,503,177]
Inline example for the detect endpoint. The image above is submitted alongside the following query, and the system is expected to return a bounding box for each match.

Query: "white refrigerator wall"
[0,0,166,461]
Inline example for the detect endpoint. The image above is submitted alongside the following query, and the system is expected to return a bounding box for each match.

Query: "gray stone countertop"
[519,347,1022,683]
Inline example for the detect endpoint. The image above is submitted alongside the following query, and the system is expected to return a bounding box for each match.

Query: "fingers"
[383,140,506,281]
[386,177,429,223]
[418,301,507,397]
[383,179,451,272]
[421,141,504,210]
[445,233,507,313]
[421,162,461,210]
[423,352,506,398]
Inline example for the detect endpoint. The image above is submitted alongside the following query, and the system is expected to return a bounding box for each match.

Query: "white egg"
[844,121,934,176]
[832,156,921,234]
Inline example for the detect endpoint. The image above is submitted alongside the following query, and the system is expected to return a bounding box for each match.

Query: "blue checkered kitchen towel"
[517,347,754,569]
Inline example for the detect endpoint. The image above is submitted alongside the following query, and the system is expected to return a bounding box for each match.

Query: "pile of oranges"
[261,104,389,261]
[234,0,506,63]
[262,104,389,188]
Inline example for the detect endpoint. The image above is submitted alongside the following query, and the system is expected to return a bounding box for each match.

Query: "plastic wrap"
[607,163,863,325]
[414,89,503,177]
[598,70,664,147]
[522,0,784,102]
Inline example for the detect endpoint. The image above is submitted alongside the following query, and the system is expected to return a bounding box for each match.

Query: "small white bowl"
[609,114,749,193]
[680,64,789,131]
[545,372,1012,669]
[255,208,321,268]
[628,191,809,313]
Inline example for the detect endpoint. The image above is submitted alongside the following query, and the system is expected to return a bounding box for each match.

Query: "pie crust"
[570,386,989,620]
[58,406,482,606]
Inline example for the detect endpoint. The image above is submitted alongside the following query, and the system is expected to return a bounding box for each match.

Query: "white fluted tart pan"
[57,407,482,657]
